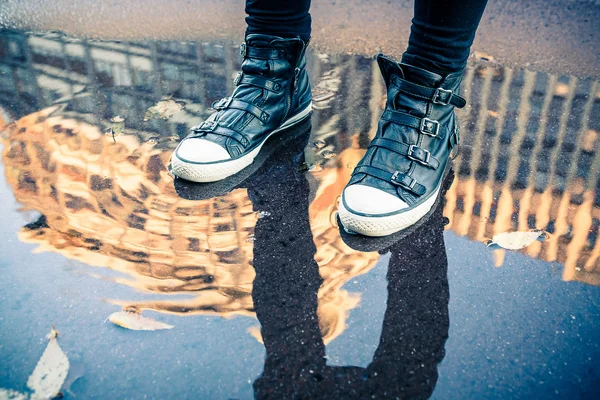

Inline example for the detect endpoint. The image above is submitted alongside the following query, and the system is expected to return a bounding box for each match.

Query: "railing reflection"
[447,65,600,285]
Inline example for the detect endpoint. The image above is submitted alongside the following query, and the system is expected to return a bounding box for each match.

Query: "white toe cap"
[176,138,231,163]
[343,184,408,214]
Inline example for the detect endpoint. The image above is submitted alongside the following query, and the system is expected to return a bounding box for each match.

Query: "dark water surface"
[0,31,599,399]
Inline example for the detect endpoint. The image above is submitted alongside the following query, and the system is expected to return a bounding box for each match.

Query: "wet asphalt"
[0,16,599,400]
[0,0,599,77]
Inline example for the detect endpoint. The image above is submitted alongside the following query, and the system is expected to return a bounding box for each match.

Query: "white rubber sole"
[338,186,440,237]
[171,103,312,183]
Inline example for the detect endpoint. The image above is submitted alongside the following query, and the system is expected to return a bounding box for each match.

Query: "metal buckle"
[407,145,431,166]
[200,120,216,131]
[420,117,440,137]
[191,120,216,134]
[240,43,247,58]
[391,171,416,189]
[432,88,452,105]
[233,72,243,86]
[214,97,233,110]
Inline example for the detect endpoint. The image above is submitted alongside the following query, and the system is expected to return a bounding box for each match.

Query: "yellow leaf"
[488,229,549,250]
[27,326,70,400]
[473,51,495,62]
[143,99,185,121]
[108,311,174,331]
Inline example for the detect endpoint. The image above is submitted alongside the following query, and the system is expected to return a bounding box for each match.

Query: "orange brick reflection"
[2,107,379,344]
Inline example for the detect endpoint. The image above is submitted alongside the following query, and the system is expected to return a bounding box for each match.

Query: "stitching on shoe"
[397,87,430,101]
[237,90,264,131]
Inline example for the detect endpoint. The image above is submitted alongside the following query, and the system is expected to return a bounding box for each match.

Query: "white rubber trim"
[171,103,312,183]
[338,186,440,237]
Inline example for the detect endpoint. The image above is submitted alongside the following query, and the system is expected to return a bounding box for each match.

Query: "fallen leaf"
[108,311,174,331]
[0,388,28,400]
[105,116,125,141]
[144,99,185,121]
[473,51,495,62]
[27,326,70,400]
[486,229,549,250]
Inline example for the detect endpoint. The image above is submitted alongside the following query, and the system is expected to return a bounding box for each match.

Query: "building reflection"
[447,64,600,285]
[0,30,599,342]
[1,101,379,344]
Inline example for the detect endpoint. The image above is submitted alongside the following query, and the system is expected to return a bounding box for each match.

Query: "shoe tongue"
[399,63,443,87]
[377,54,404,88]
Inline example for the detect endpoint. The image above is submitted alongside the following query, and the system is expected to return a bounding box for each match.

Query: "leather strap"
[241,43,285,60]
[234,73,283,93]
[190,121,249,147]
[370,137,440,169]
[212,97,270,123]
[392,77,466,108]
[381,109,445,138]
[449,127,460,148]
[353,165,426,196]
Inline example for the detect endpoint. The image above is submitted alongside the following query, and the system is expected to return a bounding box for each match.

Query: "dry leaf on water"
[108,311,174,331]
[473,51,495,62]
[144,98,186,121]
[484,229,549,250]
[26,326,70,400]
[106,116,125,142]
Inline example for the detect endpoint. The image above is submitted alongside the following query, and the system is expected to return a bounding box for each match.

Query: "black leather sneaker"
[338,168,455,252]
[171,34,312,182]
[338,55,465,237]
[173,118,311,201]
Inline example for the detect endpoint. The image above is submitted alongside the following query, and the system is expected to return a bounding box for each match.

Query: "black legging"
[245,0,488,73]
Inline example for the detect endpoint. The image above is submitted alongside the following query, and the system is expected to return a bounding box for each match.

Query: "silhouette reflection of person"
[246,127,450,399]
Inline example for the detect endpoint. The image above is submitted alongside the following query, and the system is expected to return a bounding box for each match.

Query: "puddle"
[3,31,597,284]
[0,31,599,399]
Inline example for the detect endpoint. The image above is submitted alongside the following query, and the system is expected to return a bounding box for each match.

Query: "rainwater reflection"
[1,31,599,340]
